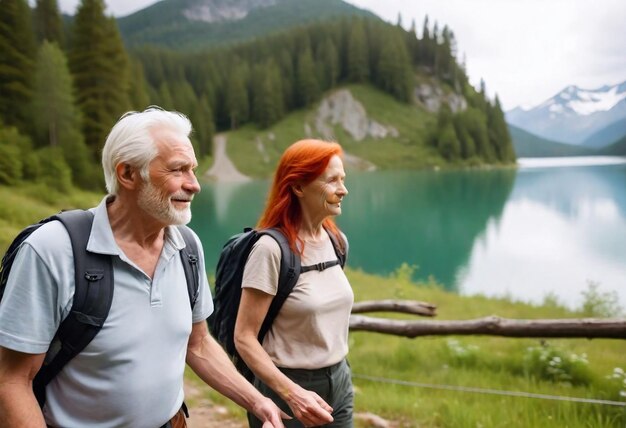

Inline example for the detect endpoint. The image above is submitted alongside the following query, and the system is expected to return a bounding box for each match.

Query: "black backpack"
[208,227,348,380]
[0,209,201,407]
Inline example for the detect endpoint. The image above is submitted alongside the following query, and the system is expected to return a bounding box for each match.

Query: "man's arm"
[0,347,46,427]
[186,321,288,427]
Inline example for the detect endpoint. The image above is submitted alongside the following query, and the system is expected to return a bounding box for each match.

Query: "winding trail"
[204,134,251,182]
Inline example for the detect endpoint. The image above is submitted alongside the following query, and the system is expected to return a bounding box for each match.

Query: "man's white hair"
[102,106,193,195]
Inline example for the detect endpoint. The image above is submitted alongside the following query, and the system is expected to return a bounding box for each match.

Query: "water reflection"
[189,162,626,308]
[191,168,516,292]
[337,169,515,290]
[459,163,626,308]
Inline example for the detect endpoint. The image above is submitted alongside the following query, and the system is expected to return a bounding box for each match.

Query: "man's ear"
[116,163,139,190]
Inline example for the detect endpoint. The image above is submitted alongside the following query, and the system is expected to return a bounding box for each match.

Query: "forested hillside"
[509,125,596,158]
[117,0,378,50]
[0,0,514,193]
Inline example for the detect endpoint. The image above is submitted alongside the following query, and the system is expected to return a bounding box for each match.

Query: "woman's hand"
[283,384,334,427]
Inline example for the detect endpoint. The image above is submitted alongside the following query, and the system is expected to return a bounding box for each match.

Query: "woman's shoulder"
[252,234,282,256]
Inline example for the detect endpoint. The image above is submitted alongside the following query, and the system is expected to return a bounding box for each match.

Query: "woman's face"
[297,155,348,221]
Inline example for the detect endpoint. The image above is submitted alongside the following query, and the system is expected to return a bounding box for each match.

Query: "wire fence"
[352,373,626,407]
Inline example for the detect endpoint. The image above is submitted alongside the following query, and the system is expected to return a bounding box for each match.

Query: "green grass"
[346,269,626,427]
[189,268,626,427]
[0,183,102,252]
[224,84,455,178]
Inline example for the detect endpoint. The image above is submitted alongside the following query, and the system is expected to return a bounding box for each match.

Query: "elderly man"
[0,107,286,427]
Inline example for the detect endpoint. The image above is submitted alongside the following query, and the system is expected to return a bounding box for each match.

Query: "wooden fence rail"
[349,300,626,339]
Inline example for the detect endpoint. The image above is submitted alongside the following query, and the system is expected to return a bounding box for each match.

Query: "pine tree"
[156,82,174,110]
[278,50,295,110]
[128,59,150,110]
[34,0,64,46]
[436,105,461,160]
[347,19,369,82]
[376,29,413,102]
[487,96,516,162]
[225,66,249,129]
[463,107,493,161]
[252,60,284,128]
[315,37,339,92]
[32,41,96,187]
[453,111,477,159]
[296,47,319,107]
[0,0,36,132]
[69,0,131,158]
[190,95,214,157]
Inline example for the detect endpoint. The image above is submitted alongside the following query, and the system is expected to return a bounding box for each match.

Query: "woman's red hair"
[257,139,345,255]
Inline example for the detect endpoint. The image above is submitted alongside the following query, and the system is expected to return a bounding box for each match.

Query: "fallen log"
[351,299,437,317]
[349,315,626,339]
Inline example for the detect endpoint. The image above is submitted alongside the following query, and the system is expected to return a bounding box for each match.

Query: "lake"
[189,156,626,310]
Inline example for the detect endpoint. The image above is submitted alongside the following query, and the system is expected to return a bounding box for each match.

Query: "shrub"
[0,143,22,185]
[37,147,72,193]
[579,281,623,318]
[0,126,31,184]
[605,367,626,401]
[523,343,592,385]
[443,339,480,367]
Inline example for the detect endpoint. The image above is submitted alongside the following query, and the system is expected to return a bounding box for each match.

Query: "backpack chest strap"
[301,259,340,273]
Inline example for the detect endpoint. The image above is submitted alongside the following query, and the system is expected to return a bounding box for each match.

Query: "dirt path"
[185,380,246,428]
[204,134,251,182]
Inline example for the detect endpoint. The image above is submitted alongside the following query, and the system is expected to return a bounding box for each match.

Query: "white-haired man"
[0,107,287,427]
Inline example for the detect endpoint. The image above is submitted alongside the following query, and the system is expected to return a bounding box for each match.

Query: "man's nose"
[183,171,201,194]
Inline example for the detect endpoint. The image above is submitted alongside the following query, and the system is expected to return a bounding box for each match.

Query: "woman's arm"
[234,288,333,427]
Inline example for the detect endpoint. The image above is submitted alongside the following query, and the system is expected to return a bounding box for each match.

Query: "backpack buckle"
[315,262,327,271]
[84,271,104,282]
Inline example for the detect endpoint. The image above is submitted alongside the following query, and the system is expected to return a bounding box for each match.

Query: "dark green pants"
[248,359,353,428]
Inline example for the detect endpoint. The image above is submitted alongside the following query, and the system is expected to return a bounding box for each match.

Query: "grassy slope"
[224,84,441,178]
[188,269,626,427]
[0,184,103,252]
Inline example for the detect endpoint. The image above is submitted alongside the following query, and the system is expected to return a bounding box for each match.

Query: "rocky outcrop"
[414,83,467,113]
[315,89,399,142]
[183,0,277,23]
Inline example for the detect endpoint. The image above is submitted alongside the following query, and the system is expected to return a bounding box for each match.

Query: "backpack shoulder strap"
[256,228,300,343]
[326,228,348,268]
[33,209,114,407]
[176,225,200,310]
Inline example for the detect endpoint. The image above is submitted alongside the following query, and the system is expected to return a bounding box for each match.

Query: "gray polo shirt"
[0,197,213,427]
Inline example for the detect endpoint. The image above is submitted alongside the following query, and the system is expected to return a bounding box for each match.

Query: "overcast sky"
[56,0,626,110]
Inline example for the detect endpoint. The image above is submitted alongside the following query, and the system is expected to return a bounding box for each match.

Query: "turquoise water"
[190,157,626,309]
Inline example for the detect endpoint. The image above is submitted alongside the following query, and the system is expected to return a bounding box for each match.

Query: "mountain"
[117,0,378,50]
[599,134,626,156]
[508,124,596,158]
[506,80,626,146]
[582,118,626,148]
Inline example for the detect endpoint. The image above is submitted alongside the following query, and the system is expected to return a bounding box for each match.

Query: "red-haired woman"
[234,139,354,427]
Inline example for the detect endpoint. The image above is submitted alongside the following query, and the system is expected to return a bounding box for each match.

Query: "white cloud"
[348,0,626,109]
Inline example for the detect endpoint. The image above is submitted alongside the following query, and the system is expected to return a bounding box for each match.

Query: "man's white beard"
[137,180,192,225]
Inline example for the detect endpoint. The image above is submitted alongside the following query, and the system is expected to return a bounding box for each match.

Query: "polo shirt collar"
[86,196,187,255]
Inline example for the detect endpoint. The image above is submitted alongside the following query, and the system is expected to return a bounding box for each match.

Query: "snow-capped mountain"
[506,80,626,146]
